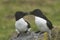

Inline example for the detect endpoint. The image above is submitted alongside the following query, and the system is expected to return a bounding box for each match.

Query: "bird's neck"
[19,18,24,21]
[35,16,40,18]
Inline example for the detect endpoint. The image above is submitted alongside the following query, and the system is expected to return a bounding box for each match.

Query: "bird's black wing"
[25,21,31,28]
[24,20,31,33]
[47,20,53,30]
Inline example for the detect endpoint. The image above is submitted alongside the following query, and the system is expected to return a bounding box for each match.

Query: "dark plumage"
[15,11,27,21]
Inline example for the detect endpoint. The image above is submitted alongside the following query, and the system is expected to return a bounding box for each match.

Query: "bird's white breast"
[15,18,28,32]
[35,16,49,32]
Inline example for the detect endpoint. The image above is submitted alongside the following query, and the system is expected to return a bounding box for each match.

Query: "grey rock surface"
[9,32,44,40]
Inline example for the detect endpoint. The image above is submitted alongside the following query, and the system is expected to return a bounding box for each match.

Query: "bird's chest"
[35,17,46,25]
[35,17,48,31]
[16,20,27,26]
[15,19,28,31]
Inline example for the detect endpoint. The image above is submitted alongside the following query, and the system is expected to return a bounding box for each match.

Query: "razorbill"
[15,11,31,37]
[30,9,53,40]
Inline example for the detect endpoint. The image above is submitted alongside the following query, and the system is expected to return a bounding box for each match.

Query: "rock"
[9,32,45,40]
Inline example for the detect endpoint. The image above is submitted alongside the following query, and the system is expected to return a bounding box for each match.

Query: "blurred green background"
[0,0,60,40]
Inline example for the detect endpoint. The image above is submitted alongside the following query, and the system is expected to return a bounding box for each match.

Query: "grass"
[0,0,60,40]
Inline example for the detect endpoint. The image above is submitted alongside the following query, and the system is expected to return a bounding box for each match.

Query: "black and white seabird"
[30,9,53,39]
[15,11,31,37]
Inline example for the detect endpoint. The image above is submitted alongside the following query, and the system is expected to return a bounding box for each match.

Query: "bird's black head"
[30,9,44,17]
[15,11,27,21]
